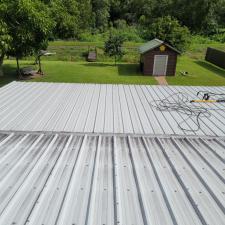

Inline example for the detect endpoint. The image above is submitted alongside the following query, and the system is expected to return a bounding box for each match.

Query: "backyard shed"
[139,39,180,76]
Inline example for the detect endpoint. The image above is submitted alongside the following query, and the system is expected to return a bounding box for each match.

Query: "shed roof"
[0,131,224,225]
[139,38,181,54]
[0,82,225,137]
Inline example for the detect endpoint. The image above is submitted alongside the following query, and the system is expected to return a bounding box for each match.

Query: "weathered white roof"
[0,82,225,136]
[0,131,224,225]
[139,38,180,54]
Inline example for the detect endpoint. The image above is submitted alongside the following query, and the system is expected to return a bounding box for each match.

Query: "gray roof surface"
[0,131,224,225]
[1,82,225,136]
[139,38,180,54]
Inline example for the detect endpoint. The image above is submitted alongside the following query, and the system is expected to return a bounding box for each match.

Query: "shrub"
[104,34,125,65]
[112,20,143,42]
[77,31,108,42]
[191,35,217,44]
[140,16,191,52]
[210,32,225,43]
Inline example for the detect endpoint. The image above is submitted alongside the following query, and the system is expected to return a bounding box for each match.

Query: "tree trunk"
[16,57,22,79]
[38,56,43,75]
[0,54,4,77]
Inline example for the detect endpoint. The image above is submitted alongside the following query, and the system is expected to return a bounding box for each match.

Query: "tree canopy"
[0,0,54,76]
[141,16,191,52]
[1,0,225,40]
[104,33,125,65]
[0,0,224,71]
[36,0,225,38]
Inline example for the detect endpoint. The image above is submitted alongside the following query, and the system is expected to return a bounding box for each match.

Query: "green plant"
[0,21,11,76]
[140,16,191,52]
[210,32,225,43]
[0,0,54,77]
[104,34,125,65]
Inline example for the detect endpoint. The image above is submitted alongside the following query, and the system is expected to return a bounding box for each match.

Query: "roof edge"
[139,38,181,54]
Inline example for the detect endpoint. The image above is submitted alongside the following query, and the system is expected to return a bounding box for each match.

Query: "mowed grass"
[1,60,157,85]
[1,41,225,87]
[167,56,225,86]
[0,64,18,87]
[49,40,143,48]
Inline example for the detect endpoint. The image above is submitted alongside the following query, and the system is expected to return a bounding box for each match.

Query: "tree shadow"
[117,63,143,76]
[0,64,18,87]
[195,60,225,78]
[83,62,115,67]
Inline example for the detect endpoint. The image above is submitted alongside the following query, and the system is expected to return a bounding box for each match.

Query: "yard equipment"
[190,99,225,103]
[190,91,225,103]
[180,71,189,76]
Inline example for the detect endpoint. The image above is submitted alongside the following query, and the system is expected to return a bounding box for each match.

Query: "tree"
[92,0,110,31]
[47,0,79,39]
[0,21,11,76]
[141,16,191,52]
[104,33,124,65]
[77,0,93,31]
[0,0,54,77]
[171,0,220,33]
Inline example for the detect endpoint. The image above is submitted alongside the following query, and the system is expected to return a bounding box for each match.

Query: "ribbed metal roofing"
[139,38,180,54]
[0,82,225,136]
[0,131,224,225]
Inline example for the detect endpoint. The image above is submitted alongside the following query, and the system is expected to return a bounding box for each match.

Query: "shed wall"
[141,47,178,76]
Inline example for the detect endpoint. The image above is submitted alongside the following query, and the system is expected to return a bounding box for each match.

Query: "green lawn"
[1,40,225,87]
[1,60,157,85]
[167,56,225,86]
[1,56,225,87]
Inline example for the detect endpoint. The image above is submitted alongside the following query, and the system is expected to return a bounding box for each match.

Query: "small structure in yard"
[139,39,180,76]
[87,46,97,62]
[205,47,225,69]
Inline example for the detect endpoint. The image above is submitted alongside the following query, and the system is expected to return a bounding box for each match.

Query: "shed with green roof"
[139,39,180,76]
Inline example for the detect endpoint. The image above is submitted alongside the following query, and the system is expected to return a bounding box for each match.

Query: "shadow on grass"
[83,62,115,67]
[195,60,225,78]
[117,64,143,76]
[0,64,18,87]
[83,62,144,77]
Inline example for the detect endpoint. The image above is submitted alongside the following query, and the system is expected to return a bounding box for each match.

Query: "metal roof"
[139,38,180,54]
[0,131,224,225]
[1,82,225,137]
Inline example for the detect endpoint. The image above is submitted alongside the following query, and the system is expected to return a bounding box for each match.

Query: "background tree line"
[0,0,225,75]
[41,0,225,39]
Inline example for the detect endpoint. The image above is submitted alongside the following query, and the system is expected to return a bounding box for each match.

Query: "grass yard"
[1,60,157,86]
[1,56,225,87]
[167,56,225,86]
[1,40,225,87]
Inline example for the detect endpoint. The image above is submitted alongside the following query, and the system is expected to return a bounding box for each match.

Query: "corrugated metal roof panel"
[0,132,224,225]
[139,38,180,54]
[139,39,163,53]
[0,82,225,136]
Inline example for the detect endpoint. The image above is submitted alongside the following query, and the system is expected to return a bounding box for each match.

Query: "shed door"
[153,55,168,76]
